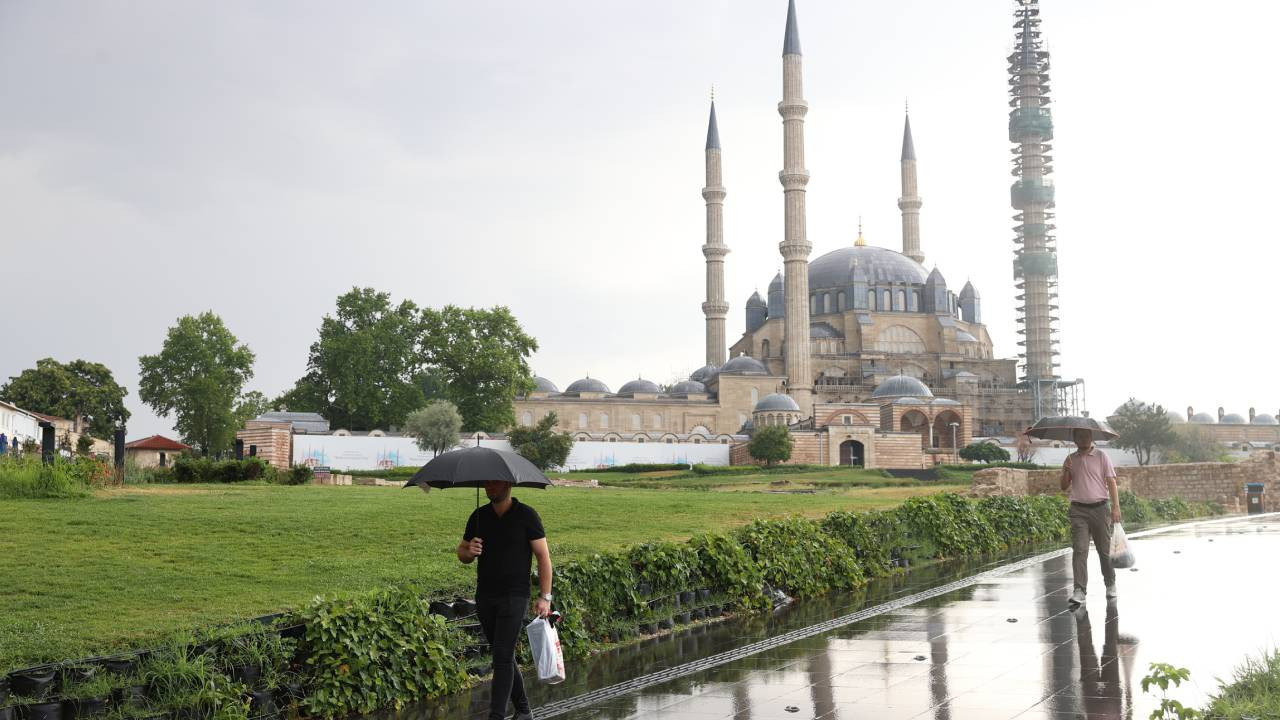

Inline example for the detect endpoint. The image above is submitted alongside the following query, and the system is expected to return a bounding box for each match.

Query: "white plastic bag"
[1109,522,1135,569]
[525,616,566,684]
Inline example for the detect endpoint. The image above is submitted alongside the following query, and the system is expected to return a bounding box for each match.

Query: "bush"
[0,455,93,499]
[736,516,864,597]
[172,456,276,484]
[748,425,793,467]
[566,463,689,473]
[280,465,314,485]
[958,443,1011,463]
[1203,649,1280,718]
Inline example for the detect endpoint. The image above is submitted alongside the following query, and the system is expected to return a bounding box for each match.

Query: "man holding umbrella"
[457,478,552,720]
[1061,427,1121,606]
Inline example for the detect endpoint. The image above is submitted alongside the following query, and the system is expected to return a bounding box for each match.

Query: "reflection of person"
[1074,605,1121,718]
[458,480,553,720]
[1061,428,1120,605]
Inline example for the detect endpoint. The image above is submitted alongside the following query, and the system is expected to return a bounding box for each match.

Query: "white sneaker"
[1105,584,1117,600]
[1069,587,1086,605]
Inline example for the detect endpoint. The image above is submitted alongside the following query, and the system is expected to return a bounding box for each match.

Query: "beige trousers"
[1069,501,1115,591]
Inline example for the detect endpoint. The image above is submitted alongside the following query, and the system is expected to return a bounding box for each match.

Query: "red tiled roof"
[125,435,191,451]
[29,411,70,424]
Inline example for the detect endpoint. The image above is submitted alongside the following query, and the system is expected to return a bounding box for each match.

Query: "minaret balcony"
[1011,179,1055,208]
[1008,108,1054,141]
[1013,250,1059,279]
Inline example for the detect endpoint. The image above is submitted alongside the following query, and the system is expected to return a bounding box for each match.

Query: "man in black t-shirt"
[458,480,552,720]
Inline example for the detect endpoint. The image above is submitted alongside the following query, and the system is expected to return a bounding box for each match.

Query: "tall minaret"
[898,111,925,264]
[701,98,729,367]
[1009,0,1060,413]
[778,0,813,417]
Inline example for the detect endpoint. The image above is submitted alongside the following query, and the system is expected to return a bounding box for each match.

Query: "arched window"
[823,294,831,314]
[577,412,588,429]
[762,339,771,357]
[521,411,533,427]
[837,291,846,311]
[651,413,663,429]
[867,290,876,310]
[881,290,891,311]
[910,291,920,312]
[810,295,818,314]
[598,412,609,429]
[631,413,642,430]
[895,290,906,312]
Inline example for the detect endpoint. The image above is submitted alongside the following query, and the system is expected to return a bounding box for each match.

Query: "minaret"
[702,97,729,367]
[778,0,813,417]
[898,111,924,264]
[1009,0,1060,409]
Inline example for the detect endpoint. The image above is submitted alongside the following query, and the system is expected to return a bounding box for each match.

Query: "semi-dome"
[1221,413,1247,425]
[1166,410,1185,424]
[872,375,934,399]
[690,364,719,383]
[617,378,661,395]
[1190,412,1216,424]
[668,380,707,396]
[808,245,929,290]
[533,376,559,393]
[754,393,800,412]
[1252,413,1278,425]
[719,355,769,375]
[956,331,978,343]
[810,322,842,339]
[564,377,611,394]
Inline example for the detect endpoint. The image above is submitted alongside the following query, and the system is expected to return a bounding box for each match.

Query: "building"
[514,1,1071,467]
[124,435,191,468]
[0,400,41,452]
[1170,406,1280,450]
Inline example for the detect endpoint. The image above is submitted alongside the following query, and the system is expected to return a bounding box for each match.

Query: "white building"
[0,400,42,451]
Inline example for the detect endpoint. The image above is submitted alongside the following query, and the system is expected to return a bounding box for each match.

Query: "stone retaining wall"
[971,450,1280,513]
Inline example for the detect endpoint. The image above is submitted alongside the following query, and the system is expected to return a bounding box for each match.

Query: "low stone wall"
[971,450,1280,513]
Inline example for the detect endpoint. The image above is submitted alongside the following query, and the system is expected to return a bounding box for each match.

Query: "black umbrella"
[1025,415,1118,442]
[404,446,551,505]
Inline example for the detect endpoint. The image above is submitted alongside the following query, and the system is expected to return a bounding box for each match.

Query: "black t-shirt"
[463,497,546,598]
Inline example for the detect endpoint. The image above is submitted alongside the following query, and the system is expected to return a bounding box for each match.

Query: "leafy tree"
[404,400,463,457]
[959,442,1011,463]
[748,425,793,467]
[1163,427,1229,464]
[421,306,537,432]
[138,312,256,456]
[76,434,95,455]
[277,288,427,431]
[1,358,130,439]
[1015,431,1038,463]
[1111,398,1178,466]
[507,412,574,471]
[233,390,272,428]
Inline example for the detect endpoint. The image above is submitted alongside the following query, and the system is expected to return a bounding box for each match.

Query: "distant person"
[0,433,7,455]
[1061,428,1120,605]
[458,480,553,720]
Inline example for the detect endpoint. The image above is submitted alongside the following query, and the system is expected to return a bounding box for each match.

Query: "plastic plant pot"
[228,665,260,688]
[658,618,674,630]
[679,591,695,605]
[59,668,95,687]
[428,601,456,620]
[692,608,705,621]
[22,700,63,720]
[677,612,692,625]
[451,599,477,618]
[642,622,658,635]
[697,589,712,602]
[63,696,110,720]
[707,605,722,617]
[11,669,59,699]
[249,690,277,718]
[112,686,147,707]
[101,659,134,677]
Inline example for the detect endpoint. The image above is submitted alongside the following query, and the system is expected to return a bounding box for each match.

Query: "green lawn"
[0,478,959,671]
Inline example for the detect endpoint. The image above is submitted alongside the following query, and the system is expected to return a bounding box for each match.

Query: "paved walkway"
[396,514,1280,720]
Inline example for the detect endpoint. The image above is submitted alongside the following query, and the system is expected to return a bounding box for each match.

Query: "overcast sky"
[3,1,1277,439]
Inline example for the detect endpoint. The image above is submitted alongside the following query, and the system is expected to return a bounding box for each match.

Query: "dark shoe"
[510,712,534,720]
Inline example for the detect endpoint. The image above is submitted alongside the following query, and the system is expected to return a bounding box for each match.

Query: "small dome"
[690,364,720,383]
[564,377,611,394]
[746,291,766,308]
[618,378,660,395]
[956,331,978,343]
[754,393,800,412]
[1190,412,1216,424]
[872,375,934,399]
[719,355,769,375]
[533,376,559,393]
[1221,413,1247,425]
[1252,413,1277,425]
[1166,410,1185,424]
[668,380,707,396]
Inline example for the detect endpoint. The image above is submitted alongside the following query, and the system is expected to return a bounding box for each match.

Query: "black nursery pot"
[677,612,692,625]
[698,588,711,601]
[658,618,674,630]
[63,697,109,720]
[679,591,695,605]
[636,583,652,597]
[102,658,135,676]
[228,665,260,688]
[708,605,722,617]
[428,601,456,620]
[691,608,705,621]
[112,686,148,706]
[10,669,58,699]
[249,690,277,718]
[641,622,658,635]
[451,599,477,617]
[21,700,62,720]
[59,667,95,687]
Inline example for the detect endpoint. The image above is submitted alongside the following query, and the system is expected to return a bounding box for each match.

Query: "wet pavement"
[387,514,1280,720]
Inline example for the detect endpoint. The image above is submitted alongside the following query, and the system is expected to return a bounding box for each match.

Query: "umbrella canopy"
[1025,416,1118,442]
[404,446,552,491]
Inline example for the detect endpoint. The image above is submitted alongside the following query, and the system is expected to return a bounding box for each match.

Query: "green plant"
[60,672,117,700]
[821,511,896,576]
[507,412,574,471]
[140,646,247,720]
[748,425,793,467]
[0,455,92,499]
[404,401,463,457]
[628,542,698,596]
[736,516,863,597]
[688,533,766,610]
[958,442,1011,463]
[282,465,314,485]
[1141,663,1202,719]
[1202,648,1280,718]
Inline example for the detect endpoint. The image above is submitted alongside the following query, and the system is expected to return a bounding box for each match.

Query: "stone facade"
[236,421,293,470]
[970,450,1280,514]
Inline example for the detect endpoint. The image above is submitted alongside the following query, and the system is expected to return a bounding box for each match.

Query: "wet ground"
[385,514,1280,720]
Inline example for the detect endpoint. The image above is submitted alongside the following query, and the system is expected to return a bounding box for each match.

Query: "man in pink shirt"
[1060,428,1121,605]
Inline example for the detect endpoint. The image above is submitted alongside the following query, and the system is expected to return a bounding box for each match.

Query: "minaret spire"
[702,98,729,367]
[779,0,813,417]
[898,110,924,264]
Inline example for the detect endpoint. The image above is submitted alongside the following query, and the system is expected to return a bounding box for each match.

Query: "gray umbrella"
[1025,415,1118,442]
[404,446,551,503]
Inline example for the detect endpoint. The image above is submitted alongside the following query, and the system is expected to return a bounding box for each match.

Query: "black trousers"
[477,594,530,720]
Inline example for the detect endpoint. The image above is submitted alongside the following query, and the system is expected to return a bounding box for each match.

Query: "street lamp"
[949,422,960,463]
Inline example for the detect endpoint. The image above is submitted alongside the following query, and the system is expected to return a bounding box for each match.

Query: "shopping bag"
[525,616,566,684]
[1109,522,1135,569]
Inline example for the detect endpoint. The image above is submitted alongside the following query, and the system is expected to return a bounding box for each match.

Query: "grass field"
[0,472,964,671]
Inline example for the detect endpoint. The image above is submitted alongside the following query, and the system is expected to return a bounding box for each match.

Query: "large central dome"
[808,246,929,290]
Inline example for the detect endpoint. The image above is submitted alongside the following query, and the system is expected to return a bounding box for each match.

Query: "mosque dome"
[1221,413,1247,425]
[956,331,979,343]
[564,377,611,394]
[1190,412,1216,424]
[1166,410,1185,424]
[533,376,559,393]
[1252,413,1278,425]
[617,378,660,395]
[754,393,800,412]
[668,380,707,396]
[690,364,720,383]
[872,375,934,399]
[808,245,928,291]
[719,355,769,375]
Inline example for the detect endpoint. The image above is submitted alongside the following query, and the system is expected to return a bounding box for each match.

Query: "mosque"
[514,0,1069,468]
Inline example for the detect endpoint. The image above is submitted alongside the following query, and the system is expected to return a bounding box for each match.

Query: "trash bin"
[1245,482,1265,515]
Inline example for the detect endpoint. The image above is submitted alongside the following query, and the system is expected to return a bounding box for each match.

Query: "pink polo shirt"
[1064,447,1116,503]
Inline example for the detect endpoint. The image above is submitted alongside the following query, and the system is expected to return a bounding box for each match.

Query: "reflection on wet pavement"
[380,515,1279,720]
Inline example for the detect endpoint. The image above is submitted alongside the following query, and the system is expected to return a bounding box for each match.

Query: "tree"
[76,434,95,455]
[233,390,272,428]
[404,400,463,457]
[138,312,256,456]
[1110,398,1178,466]
[1,358,130,439]
[1015,431,1038,463]
[421,305,538,432]
[1163,427,1229,464]
[278,288,427,431]
[749,425,793,467]
[959,442,1011,463]
[507,412,574,471]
